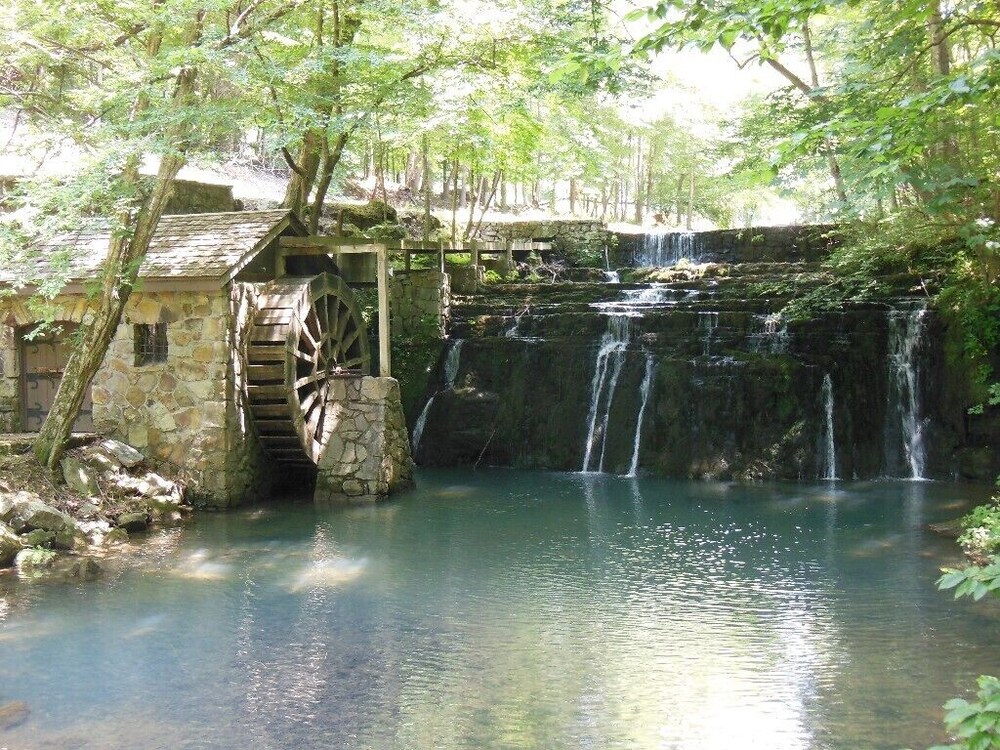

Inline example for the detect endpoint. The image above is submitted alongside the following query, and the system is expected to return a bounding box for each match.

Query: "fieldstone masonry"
[0,323,17,432]
[476,219,607,255]
[314,376,414,504]
[390,270,450,338]
[92,290,246,503]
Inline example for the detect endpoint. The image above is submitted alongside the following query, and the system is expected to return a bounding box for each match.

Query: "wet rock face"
[410,267,973,480]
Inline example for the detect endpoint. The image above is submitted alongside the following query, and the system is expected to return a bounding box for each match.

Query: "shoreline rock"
[0,436,192,582]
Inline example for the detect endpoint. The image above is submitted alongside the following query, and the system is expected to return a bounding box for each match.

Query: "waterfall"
[820,373,838,480]
[749,313,790,355]
[638,231,700,266]
[627,351,655,478]
[411,339,464,454]
[602,271,620,283]
[699,311,719,357]
[885,306,928,479]
[443,339,464,386]
[581,316,630,473]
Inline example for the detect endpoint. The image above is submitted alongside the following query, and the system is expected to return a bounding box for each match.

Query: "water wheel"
[246,273,371,465]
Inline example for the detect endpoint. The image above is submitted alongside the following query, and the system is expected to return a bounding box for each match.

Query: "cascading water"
[411,339,464,453]
[749,313,790,355]
[885,305,929,479]
[820,373,838,480]
[699,311,719,357]
[581,316,631,473]
[627,351,656,478]
[638,230,700,266]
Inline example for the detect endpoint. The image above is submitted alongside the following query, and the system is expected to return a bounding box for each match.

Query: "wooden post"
[439,239,445,274]
[403,239,411,272]
[376,244,391,378]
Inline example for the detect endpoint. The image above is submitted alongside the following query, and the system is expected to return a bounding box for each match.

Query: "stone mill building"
[0,209,412,506]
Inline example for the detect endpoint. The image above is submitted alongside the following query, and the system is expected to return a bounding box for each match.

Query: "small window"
[134,323,168,366]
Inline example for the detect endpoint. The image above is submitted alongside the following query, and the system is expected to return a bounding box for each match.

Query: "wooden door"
[20,323,93,433]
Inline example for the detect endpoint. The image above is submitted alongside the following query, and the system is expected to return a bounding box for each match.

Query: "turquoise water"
[1,470,998,750]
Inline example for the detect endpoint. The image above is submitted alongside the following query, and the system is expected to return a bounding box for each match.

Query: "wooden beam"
[376,244,391,378]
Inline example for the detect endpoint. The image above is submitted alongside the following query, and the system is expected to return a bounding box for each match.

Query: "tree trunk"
[34,35,201,470]
[34,158,186,471]
[404,147,421,193]
[308,129,352,234]
[450,157,459,244]
[569,177,578,215]
[282,129,324,216]
[422,135,431,244]
[686,172,695,230]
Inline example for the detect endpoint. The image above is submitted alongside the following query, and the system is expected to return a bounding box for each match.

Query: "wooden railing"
[275,236,554,379]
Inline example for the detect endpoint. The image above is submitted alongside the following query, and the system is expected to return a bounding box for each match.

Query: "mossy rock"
[335,200,398,231]
[366,222,407,240]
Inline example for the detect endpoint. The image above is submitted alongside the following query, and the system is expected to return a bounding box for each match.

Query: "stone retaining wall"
[476,219,609,261]
[390,270,450,338]
[613,224,840,266]
[314,376,414,504]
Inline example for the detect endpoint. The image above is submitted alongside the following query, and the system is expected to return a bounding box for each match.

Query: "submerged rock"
[15,547,57,575]
[116,512,148,533]
[0,700,29,730]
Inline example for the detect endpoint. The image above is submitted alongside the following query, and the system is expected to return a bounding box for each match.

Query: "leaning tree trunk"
[34,154,186,471]
[34,38,199,472]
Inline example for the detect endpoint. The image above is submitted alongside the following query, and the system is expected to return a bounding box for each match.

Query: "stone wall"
[163,179,239,215]
[314,376,414,504]
[91,291,236,501]
[390,270,450,338]
[614,224,840,266]
[476,219,610,262]
[0,323,17,432]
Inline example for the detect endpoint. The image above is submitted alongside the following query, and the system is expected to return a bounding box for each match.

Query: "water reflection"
[0,472,997,749]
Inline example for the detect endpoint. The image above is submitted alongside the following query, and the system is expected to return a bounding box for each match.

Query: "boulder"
[0,522,22,567]
[15,547,57,574]
[0,700,29,730]
[336,200,398,231]
[19,529,56,548]
[103,527,130,545]
[60,556,102,580]
[61,456,100,497]
[95,438,145,468]
[0,493,16,523]
[10,497,78,540]
[117,512,148,533]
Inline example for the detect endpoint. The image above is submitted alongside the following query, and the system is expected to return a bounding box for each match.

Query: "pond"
[1,470,998,750]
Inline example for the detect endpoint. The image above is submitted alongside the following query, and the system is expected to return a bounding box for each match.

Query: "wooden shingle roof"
[4,209,303,289]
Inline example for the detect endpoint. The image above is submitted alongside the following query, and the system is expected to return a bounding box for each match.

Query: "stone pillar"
[389,270,450,338]
[0,321,19,431]
[314,376,415,505]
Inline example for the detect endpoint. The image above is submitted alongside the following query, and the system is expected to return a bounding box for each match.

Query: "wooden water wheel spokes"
[246,273,371,466]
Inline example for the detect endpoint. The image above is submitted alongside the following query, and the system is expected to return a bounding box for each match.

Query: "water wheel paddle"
[246,273,371,465]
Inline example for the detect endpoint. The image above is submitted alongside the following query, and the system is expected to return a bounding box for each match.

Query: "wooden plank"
[250,324,288,343]
[255,309,293,324]
[247,344,285,363]
[377,244,391,378]
[251,403,290,419]
[246,364,284,382]
[253,419,297,435]
[247,384,287,402]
